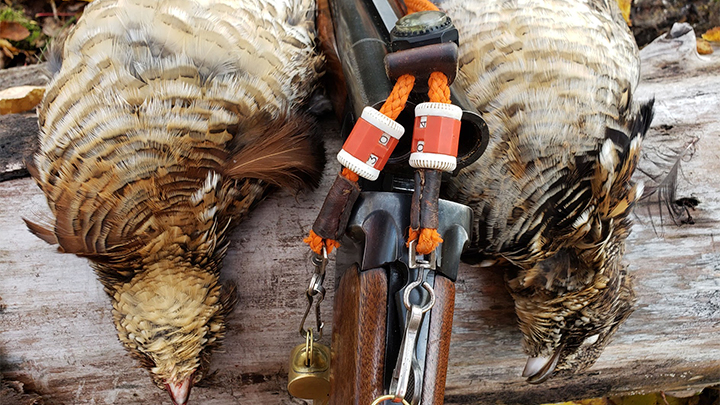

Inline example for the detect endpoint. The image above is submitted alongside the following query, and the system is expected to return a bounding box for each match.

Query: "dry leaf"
[0,86,45,115]
[0,21,30,41]
[0,38,19,58]
[697,39,714,55]
[616,0,632,26]
[701,27,720,42]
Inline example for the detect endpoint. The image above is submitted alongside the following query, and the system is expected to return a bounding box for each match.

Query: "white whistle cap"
[415,102,463,120]
[360,107,404,139]
[337,149,381,181]
[409,152,457,172]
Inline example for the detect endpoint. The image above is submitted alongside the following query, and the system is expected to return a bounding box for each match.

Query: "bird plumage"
[26,0,323,402]
[438,0,652,382]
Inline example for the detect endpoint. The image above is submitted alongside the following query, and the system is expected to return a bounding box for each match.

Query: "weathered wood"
[0,64,48,92]
[0,112,38,181]
[0,28,719,404]
[0,65,58,181]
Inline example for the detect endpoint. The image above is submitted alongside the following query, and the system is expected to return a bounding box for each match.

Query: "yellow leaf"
[697,39,714,55]
[701,27,720,42]
[0,38,19,58]
[616,0,632,26]
[0,85,46,115]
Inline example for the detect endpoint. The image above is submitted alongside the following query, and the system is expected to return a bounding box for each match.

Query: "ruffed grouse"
[25,0,323,403]
[438,0,653,382]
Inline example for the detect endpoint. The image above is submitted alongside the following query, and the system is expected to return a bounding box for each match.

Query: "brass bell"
[287,329,330,405]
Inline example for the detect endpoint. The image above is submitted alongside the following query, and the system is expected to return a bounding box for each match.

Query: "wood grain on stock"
[421,275,456,405]
[329,266,387,405]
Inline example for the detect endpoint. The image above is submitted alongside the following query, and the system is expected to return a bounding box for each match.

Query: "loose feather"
[224,112,324,189]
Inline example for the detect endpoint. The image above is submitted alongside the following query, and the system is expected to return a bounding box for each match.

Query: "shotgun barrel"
[327,0,488,180]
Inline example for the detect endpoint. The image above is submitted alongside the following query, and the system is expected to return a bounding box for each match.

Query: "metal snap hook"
[299,246,328,340]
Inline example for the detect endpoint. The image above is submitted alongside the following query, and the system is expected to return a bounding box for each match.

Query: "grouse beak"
[165,377,193,405]
[522,347,563,384]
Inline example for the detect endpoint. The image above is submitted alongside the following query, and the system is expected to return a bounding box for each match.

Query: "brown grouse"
[26,0,323,402]
[439,0,652,383]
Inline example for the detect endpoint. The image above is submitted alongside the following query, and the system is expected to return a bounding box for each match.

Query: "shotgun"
[309,0,488,403]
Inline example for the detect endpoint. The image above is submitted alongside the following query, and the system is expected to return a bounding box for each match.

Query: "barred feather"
[439,0,652,381]
[27,0,323,400]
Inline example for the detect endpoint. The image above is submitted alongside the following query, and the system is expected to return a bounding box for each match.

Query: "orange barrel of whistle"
[409,102,463,172]
[337,107,405,181]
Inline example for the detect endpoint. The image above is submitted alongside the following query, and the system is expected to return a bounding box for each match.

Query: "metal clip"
[389,254,436,405]
[402,270,436,314]
[389,303,424,404]
[299,246,328,340]
[408,239,437,270]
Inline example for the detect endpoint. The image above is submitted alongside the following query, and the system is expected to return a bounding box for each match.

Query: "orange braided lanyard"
[405,0,440,13]
[405,71,451,255]
[304,0,455,256]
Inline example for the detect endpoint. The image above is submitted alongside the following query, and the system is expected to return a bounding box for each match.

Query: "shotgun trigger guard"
[299,247,328,340]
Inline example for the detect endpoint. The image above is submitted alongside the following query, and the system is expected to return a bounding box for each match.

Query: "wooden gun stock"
[329,265,387,404]
[329,264,456,405]
[328,192,470,404]
[421,275,455,404]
